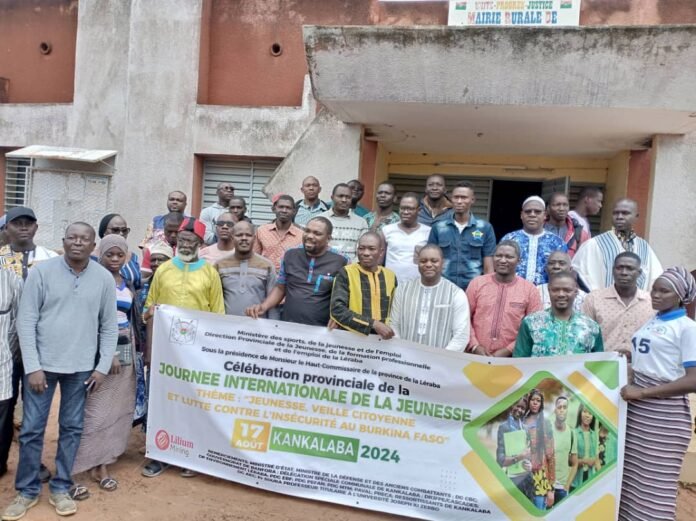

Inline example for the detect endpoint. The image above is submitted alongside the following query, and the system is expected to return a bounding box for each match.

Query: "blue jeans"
[15,371,91,498]
[554,488,568,504]
[533,495,546,510]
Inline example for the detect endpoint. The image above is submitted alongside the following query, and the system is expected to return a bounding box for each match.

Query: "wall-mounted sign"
[448,0,581,26]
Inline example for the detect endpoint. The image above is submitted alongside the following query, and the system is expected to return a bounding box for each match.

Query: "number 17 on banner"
[232,419,271,452]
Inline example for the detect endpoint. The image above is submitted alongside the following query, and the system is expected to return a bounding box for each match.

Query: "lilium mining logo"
[169,317,198,344]
[154,429,194,457]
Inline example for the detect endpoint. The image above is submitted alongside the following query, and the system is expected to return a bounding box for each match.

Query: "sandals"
[179,468,197,478]
[141,460,169,478]
[68,484,90,501]
[89,469,118,492]
[98,477,118,491]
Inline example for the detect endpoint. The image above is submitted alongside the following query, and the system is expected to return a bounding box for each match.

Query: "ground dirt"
[1,397,695,521]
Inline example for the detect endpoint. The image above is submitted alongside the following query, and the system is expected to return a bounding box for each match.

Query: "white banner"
[448,1,581,26]
[147,305,626,520]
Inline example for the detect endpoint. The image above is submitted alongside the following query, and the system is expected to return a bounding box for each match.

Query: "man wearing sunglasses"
[200,212,236,263]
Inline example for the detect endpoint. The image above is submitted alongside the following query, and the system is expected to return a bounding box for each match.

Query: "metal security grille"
[4,157,31,210]
[28,170,112,249]
[3,156,113,249]
[202,159,282,225]
[388,173,492,219]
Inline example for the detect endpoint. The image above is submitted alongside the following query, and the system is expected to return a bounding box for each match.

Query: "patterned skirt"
[618,371,693,521]
[72,361,136,475]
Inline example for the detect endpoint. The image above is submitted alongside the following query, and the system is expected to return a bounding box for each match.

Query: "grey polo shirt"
[17,256,118,375]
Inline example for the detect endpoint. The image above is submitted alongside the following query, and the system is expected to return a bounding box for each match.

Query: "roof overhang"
[6,145,117,163]
[304,25,696,157]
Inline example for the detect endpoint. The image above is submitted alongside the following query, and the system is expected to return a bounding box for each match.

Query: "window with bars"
[4,157,31,210]
[202,158,282,225]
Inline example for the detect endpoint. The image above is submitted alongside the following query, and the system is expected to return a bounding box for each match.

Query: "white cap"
[522,195,546,209]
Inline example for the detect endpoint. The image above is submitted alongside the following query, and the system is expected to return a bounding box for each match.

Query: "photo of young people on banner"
[476,377,617,512]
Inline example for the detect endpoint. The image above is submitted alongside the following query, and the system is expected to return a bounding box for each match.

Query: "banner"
[147,305,626,520]
[448,1,581,26]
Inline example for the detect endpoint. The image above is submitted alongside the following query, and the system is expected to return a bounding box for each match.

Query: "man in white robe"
[572,198,662,291]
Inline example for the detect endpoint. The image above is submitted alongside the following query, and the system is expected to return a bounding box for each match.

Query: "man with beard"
[142,217,223,479]
[329,232,397,339]
[200,211,236,263]
[544,192,589,258]
[428,181,496,290]
[418,175,453,227]
[572,198,662,291]
[466,241,542,357]
[144,217,224,316]
[216,222,279,319]
[246,217,348,326]
[389,244,470,351]
[365,183,399,231]
[320,183,368,261]
[514,272,603,357]
[3,223,117,519]
[200,181,235,245]
[550,396,578,504]
[502,196,567,285]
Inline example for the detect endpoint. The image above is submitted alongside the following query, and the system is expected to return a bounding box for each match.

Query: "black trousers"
[0,359,22,470]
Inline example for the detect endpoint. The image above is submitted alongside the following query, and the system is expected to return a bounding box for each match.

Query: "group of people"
[496,388,614,511]
[0,173,693,521]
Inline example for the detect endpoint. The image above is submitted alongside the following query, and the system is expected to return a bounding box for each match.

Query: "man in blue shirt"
[428,181,496,290]
[502,196,568,285]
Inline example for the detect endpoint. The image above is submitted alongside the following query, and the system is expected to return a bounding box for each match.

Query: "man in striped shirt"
[389,244,470,351]
[329,232,397,339]
[0,268,21,479]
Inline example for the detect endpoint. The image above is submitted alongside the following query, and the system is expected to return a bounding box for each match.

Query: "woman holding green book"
[496,396,533,501]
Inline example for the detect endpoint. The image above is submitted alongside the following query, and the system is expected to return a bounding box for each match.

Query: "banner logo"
[170,317,198,344]
[155,429,170,450]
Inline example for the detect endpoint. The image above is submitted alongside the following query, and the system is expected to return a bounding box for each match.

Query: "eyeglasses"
[216,220,235,228]
[108,227,130,235]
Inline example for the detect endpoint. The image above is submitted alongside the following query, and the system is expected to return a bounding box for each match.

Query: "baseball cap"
[6,206,37,223]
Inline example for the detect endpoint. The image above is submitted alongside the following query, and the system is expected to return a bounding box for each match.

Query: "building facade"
[1,0,695,270]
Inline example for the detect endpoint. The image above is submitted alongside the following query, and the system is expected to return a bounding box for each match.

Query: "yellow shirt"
[145,257,224,314]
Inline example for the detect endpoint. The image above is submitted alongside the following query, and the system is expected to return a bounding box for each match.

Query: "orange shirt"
[466,273,543,352]
[253,222,303,271]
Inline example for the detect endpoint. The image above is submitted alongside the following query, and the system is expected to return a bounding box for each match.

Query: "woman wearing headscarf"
[98,213,142,290]
[619,266,696,521]
[71,235,137,495]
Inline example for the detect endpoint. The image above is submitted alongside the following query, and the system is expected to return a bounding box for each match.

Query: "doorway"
[489,179,543,241]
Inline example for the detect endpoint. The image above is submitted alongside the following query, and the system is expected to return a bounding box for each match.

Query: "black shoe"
[39,464,51,483]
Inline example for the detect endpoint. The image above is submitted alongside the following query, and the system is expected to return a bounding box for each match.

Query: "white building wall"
[648,132,696,270]
[0,0,321,249]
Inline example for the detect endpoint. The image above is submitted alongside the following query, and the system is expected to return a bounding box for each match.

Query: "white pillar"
[648,132,696,269]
